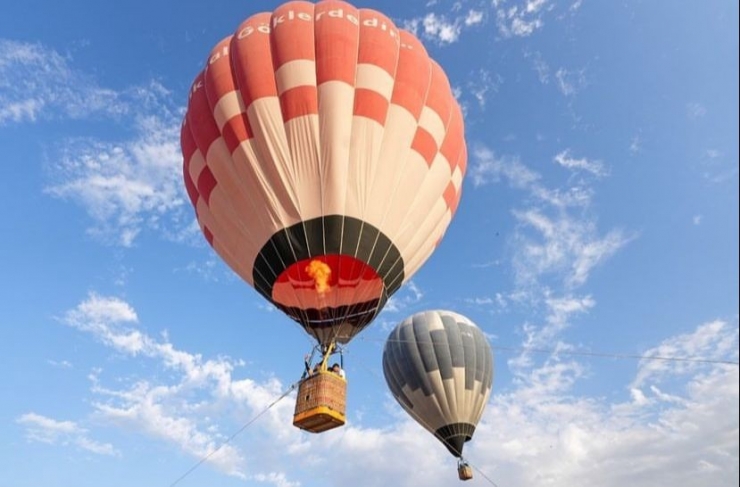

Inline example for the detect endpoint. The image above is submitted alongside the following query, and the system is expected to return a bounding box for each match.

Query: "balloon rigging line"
[352,355,501,487]
[357,336,740,366]
[168,379,301,487]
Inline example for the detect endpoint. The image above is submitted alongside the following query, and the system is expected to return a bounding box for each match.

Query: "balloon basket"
[457,462,473,481]
[293,371,346,433]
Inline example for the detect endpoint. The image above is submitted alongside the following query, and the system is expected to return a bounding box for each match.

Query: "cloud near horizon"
[15,293,738,487]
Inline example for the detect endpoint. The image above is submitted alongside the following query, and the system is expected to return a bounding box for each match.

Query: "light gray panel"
[481,326,494,392]
[460,321,476,391]
[471,323,487,383]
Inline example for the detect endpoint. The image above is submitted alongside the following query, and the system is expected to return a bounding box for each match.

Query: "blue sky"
[1,1,738,486]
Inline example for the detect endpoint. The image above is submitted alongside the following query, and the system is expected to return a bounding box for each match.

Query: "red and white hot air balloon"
[181,0,467,350]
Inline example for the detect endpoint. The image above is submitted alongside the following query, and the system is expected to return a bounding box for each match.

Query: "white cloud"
[570,0,584,11]
[513,208,630,289]
[470,146,631,293]
[0,39,127,124]
[38,293,740,486]
[531,51,551,84]
[44,106,188,246]
[253,472,300,487]
[508,292,595,370]
[423,13,462,43]
[473,318,739,487]
[469,146,541,188]
[554,149,607,177]
[555,67,588,96]
[16,412,119,456]
[687,102,707,119]
[465,10,484,26]
[404,13,462,44]
[383,280,424,314]
[471,146,596,209]
[494,0,549,38]
[467,69,503,108]
[403,6,485,45]
[632,319,739,388]
[47,359,73,368]
[0,40,190,247]
[544,293,595,333]
[700,148,739,184]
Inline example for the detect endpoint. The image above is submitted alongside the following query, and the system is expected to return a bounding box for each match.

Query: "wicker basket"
[293,371,346,433]
[458,463,473,481]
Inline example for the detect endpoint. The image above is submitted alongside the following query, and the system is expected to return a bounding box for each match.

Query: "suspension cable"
[357,336,740,366]
[168,379,300,487]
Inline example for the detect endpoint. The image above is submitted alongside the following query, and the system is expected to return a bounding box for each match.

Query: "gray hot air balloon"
[382,310,493,480]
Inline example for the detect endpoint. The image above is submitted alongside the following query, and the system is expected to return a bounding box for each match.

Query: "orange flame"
[305,260,332,294]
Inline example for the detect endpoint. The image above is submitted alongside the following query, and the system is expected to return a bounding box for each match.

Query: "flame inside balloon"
[305,259,332,294]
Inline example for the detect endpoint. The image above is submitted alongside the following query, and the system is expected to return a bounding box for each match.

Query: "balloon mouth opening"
[272,255,383,302]
[272,255,387,344]
[271,255,387,337]
[434,423,476,458]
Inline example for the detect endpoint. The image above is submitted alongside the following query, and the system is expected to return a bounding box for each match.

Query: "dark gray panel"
[412,313,440,375]
[431,329,453,381]
[443,315,465,369]
[406,316,435,396]
[472,323,487,384]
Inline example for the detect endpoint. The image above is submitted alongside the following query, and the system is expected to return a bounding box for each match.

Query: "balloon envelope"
[382,310,493,457]
[181,1,467,345]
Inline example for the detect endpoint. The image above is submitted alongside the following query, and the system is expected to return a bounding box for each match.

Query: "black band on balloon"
[434,423,476,457]
[252,215,404,300]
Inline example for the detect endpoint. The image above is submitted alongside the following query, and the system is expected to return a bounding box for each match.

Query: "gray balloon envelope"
[382,310,494,457]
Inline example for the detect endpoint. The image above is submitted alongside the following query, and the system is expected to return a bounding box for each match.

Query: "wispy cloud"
[0,40,192,247]
[529,50,551,84]
[404,13,462,44]
[699,148,739,183]
[58,292,296,479]
[467,69,503,108]
[43,99,189,246]
[554,67,588,96]
[686,102,707,119]
[476,319,738,487]
[512,208,630,289]
[0,39,127,124]
[402,4,484,45]
[493,0,550,38]
[469,143,632,376]
[30,293,739,486]
[632,319,739,388]
[470,146,630,293]
[383,280,424,314]
[470,146,541,189]
[554,149,608,177]
[16,412,119,456]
